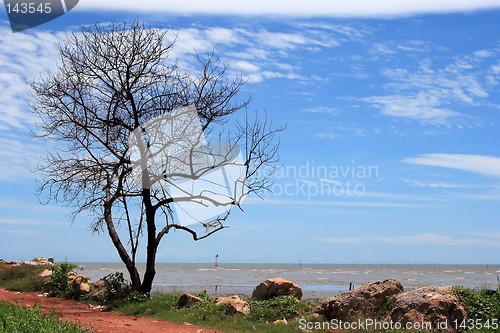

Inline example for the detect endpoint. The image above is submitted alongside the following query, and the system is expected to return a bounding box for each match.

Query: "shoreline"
[77,262,500,301]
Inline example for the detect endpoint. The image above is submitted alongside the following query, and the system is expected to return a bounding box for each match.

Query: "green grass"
[0,301,89,333]
[114,293,317,333]
[0,264,51,292]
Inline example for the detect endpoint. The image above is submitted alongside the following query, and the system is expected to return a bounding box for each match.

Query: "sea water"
[78,263,500,300]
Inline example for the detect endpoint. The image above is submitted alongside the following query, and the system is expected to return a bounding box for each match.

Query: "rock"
[251,278,303,300]
[79,282,91,295]
[14,257,55,266]
[387,286,466,333]
[91,279,106,298]
[95,279,106,289]
[67,271,76,282]
[68,274,92,295]
[273,318,288,325]
[67,272,91,285]
[317,279,404,320]
[178,293,203,307]
[31,257,55,266]
[216,295,251,315]
[39,269,53,282]
[72,274,91,285]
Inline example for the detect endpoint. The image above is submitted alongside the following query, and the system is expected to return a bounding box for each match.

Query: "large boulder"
[69,274,91,285]
[79,282,91,295]
[91,279,106,298]
[69,274,92,295]
[252,278,303,300]
[317,279,404,320]
[387,286,466,333]
[178,293,203,307]
[216,295,251,315]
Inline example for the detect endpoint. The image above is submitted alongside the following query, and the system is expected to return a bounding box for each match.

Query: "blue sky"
[1,1,500,264]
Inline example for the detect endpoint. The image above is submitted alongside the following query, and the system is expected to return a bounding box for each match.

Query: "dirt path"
[0,289,223,333]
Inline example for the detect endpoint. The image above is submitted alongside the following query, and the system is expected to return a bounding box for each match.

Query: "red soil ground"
[0,289,223,333]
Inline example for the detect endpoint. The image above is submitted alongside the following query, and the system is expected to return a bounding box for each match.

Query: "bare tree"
[32,22,281,293]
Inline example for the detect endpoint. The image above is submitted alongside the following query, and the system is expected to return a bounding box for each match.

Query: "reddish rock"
[178,293,203,307]
[251,278,303,300]
[68,274,92,295]
[387,286,466,333]
[79,282,91,295]
[317,279,404,320]
[216,295,251,315]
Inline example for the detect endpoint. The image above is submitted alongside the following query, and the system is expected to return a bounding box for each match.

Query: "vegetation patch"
[46,262,76,298]
[3,265,500,333]
[0,264,50,292]
[114,292,317,333]
[0,301,88,333]
[374,297,396,319]
[451,286,500,321]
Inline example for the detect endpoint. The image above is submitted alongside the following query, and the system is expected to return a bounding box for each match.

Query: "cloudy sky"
[1,1,499,264]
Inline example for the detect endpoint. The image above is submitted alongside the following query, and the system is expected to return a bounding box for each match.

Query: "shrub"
[249,295,309,322]
[102,272,128,301]
[452,286,500,321]
[47,262,76,298]
[125,291,150,304]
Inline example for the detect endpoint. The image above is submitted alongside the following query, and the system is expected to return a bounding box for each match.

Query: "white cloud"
[78,0,500,17]
[0,135,45,181]
[316,132,342,139]
[0,217,66,226]
[205,27,242,45]
[0,27,63,130]
[302,107,340,115]
[403,154,500,178]
[167,25,341,84]
[0,228,44,237]
[371,43,396,55]
[401,178,483,188]
[232,60,261,72]
[363,48,498,124]
[364,94,459,123]
[244,197,434,208]
[473,49,495,58]
[0,22,345,179]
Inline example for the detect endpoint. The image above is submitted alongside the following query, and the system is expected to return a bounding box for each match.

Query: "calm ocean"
[78,263,500,300]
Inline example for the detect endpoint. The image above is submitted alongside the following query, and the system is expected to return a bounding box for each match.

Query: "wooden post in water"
[214,254,219,267]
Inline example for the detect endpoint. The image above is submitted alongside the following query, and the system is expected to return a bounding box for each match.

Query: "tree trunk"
[104,201,142,290]
[140,189,157,293]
